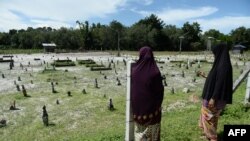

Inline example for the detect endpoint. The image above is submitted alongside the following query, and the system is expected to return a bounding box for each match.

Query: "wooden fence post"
[125,61,134,141]
[244,72,250,106]
[233,66,250,93]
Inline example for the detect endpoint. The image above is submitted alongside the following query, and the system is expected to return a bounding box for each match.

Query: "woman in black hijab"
[198,43,233,141]
[131,46,164,141]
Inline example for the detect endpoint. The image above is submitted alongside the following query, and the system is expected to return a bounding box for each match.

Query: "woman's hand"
[197,71,206,78]
[208,98,215,108]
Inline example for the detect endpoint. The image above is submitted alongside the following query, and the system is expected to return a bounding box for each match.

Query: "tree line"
[0,14,249,51]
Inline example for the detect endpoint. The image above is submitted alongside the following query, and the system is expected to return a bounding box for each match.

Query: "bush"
[77,59,96,65]
[90,67,112,71]
[0,59,14,63]
[85,64,104,67]
[170,60,184,63]
[51,60,76,67]
[190,42,202,51]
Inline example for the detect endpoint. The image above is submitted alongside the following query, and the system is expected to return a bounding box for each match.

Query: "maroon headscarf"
[131,46,164,125]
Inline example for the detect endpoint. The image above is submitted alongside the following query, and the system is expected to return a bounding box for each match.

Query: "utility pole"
[179,32,189,53]
[117,31,121,57]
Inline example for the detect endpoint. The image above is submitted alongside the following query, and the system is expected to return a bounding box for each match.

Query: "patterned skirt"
[134,122,161,141]
[199,100,226,141]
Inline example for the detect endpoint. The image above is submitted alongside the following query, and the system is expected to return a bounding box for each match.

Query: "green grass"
[0,51,249,141]
[0,49,43,54]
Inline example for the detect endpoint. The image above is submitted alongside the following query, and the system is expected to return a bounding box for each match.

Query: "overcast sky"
[0,0,249,34]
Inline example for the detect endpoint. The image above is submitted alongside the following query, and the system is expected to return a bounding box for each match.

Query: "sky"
[0,0,249,34]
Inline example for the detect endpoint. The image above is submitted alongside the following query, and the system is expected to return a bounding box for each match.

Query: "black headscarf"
[202,43,233,104]
[131,46,164,125]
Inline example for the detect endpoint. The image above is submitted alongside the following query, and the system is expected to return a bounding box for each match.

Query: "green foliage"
[0,59,13,62]
[190,42,202,51]
[86,64,104,68]
[0,17,250,51]
[52,60,76,67]
[181,22,202,51]
[42,68,57,73]
[77,59,96,65]
[163,25,182,51]
[0,49,43,54]
[90,67,112,71]
[230,26,250,49]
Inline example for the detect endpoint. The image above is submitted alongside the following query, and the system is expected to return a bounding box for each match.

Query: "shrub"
[85,64,104,67]
[51,60,76,67]
[90,67,112,71]
[77,59,96,65]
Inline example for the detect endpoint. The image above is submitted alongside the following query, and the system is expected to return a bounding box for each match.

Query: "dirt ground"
[0,52,248,94]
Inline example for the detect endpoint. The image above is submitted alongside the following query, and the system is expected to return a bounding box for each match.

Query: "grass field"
[0,49,43,54]
[0,51,249,141]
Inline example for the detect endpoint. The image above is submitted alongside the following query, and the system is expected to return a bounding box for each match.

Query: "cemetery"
[0,51,250,141]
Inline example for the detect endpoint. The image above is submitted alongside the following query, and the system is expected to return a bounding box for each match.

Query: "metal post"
[125,61,134,141]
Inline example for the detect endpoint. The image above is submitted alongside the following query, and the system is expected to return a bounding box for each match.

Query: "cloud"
[134,6,218,24]
[128,0,154,6]
[8,0,126,21]
[143,0,154,5]
[195,16,250,34]
[31,20,71,29]
[0,0,127,32]
[132,6,250,34]
[0,8,29,31]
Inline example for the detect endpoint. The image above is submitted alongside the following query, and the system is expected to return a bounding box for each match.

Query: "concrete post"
[125,61,134,141]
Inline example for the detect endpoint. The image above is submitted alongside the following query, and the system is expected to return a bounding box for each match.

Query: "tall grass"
[0,49,43,54]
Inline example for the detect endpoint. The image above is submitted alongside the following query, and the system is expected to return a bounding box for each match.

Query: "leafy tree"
[230,26,250,45]
[18,31,33,49]
[0,33,11,47]
[138,14,164,30]
[163,25,182,51]
[181,22,202,50]
[0,16,248,52]
[127,14,169,50]
[76,20,90,50]
[109,20,125,52]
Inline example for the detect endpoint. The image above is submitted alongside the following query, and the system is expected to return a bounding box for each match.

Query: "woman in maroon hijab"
[131,46,164,141]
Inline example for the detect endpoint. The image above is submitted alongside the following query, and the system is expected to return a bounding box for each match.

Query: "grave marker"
[0,119,6,128]
[16,85,20,91]
[42,105,49,126]
[82,89,87,94]
[56,99,60,105]
[171,87,175,94]
[183,88,190,93]
[21,85,29,97]
[67,91,72,97]
[108,98,115,111]
[182,71,185,78]
[95,78,99,88]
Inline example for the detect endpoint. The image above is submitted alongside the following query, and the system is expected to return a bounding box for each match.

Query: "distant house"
[42,43,56,53]
[232,44,246,54]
